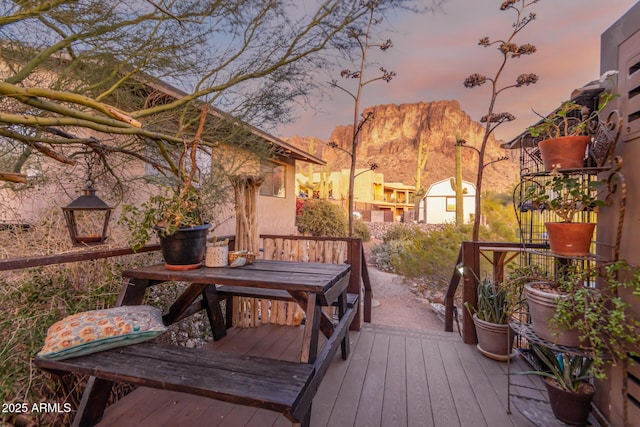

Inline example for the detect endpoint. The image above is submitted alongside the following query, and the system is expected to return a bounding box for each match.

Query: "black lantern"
[63,181,112,245]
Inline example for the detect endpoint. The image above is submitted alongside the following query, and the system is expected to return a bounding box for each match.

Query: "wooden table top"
[122,259,352,294]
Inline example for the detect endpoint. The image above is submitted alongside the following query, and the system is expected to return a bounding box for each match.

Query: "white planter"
[205,245,228,267]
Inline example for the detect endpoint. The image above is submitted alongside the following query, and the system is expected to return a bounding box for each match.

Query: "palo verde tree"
[463,0,539,241]
[0,1,408,191]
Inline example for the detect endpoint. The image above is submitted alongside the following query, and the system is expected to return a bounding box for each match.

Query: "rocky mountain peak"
[285,100,519,193]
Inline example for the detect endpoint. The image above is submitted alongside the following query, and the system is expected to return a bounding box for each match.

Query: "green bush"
[371,223,472,288]
[295,199,348,237]
[353,218,371,242]
[381,222,421,243]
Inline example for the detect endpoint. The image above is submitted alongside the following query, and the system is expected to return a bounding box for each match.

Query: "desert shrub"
[353,218,371,242]
[381,222,422,243]
[370,238,408,272]
[396,223,472,281]
[295,199,348,237]
[371,223,472,286]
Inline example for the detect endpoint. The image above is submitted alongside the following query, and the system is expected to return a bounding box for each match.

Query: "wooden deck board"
[352,332,387,427]
[405,336,434,427]
[381,333,408,427]
[455,342,524,427]
[96,324,540,427]
[439,341,486,427]
[422,339,460,427]
[310,332,360,426]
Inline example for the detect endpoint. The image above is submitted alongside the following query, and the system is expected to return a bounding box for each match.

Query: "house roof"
[425,177,475,196]
[146,78,325,165]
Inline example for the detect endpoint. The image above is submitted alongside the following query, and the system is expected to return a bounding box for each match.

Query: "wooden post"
[444,247,463,333]
[347,238,362,331]
[461,241,480,344]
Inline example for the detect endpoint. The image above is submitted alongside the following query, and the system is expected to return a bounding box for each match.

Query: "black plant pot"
[155,223,210,270]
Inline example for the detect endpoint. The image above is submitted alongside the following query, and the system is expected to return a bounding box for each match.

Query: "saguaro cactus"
[450,136,466,225]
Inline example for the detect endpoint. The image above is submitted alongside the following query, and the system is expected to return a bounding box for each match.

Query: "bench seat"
[217,286,359,308]
[36,343,315,425]
[34,293,359,427]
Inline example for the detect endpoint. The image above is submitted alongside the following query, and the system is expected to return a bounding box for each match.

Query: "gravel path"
[366,265,446,332]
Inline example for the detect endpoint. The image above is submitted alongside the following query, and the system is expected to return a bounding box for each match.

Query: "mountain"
[285,100,519,193]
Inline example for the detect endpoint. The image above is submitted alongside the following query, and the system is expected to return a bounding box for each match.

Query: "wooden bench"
[34,293,358,427]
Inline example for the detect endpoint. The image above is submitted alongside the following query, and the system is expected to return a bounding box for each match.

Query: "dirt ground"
[366,265,446,332]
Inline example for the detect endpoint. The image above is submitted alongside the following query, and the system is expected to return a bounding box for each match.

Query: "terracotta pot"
[473,314,514,360]
[524,282,582,347]
[544,378,594,426]
[538,135,590,171]
[545,222,595,257]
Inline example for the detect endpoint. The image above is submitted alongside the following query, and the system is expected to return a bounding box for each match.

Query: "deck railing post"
[461,241,480,344]
[346,238,363,331]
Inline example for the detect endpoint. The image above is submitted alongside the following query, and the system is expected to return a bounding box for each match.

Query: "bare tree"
[0,0,397,186]
[328,2,397,237]
[329,0,447,236]
[463,0,539,241]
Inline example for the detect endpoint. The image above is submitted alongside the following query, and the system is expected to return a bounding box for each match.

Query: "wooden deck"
[96,323,548,427]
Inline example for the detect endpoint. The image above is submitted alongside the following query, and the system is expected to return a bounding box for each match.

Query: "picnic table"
[35,260,356,426]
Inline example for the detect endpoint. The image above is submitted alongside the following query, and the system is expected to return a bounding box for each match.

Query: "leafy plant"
[528,71,618,139]
[551,261,640,378]
[525,172,605,223]
[518,344,594,393]
[120,112,208,251]
[295,199,347,237]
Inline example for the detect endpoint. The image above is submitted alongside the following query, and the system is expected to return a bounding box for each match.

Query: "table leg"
[116,278,156,306]
[71,377,113,427]
[337,292,350,359]
[163,283,208,325]
[300,293,321,364]
[289,291,334,339]
[202,285,227,341]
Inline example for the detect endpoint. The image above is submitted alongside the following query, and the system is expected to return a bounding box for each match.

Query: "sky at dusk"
[276,0,639,143]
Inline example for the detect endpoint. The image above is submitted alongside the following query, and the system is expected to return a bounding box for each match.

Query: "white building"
[419,177,476,224]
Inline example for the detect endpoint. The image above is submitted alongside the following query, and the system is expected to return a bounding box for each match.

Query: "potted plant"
[523,261,640,370]
[465,276,515,360]
[518,344,595,426]
[525,172,605,256]
[120,111,212,270]
[522,264,584,347]
[529,70,618,171]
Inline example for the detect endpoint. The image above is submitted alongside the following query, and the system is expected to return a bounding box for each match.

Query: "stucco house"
[0,75,323,240]
[419,177,475,224]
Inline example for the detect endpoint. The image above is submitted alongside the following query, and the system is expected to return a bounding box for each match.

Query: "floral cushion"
[37,305,167,360]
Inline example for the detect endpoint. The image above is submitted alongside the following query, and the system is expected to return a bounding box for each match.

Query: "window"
[446,196,456,212]
[260,161,285,198]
